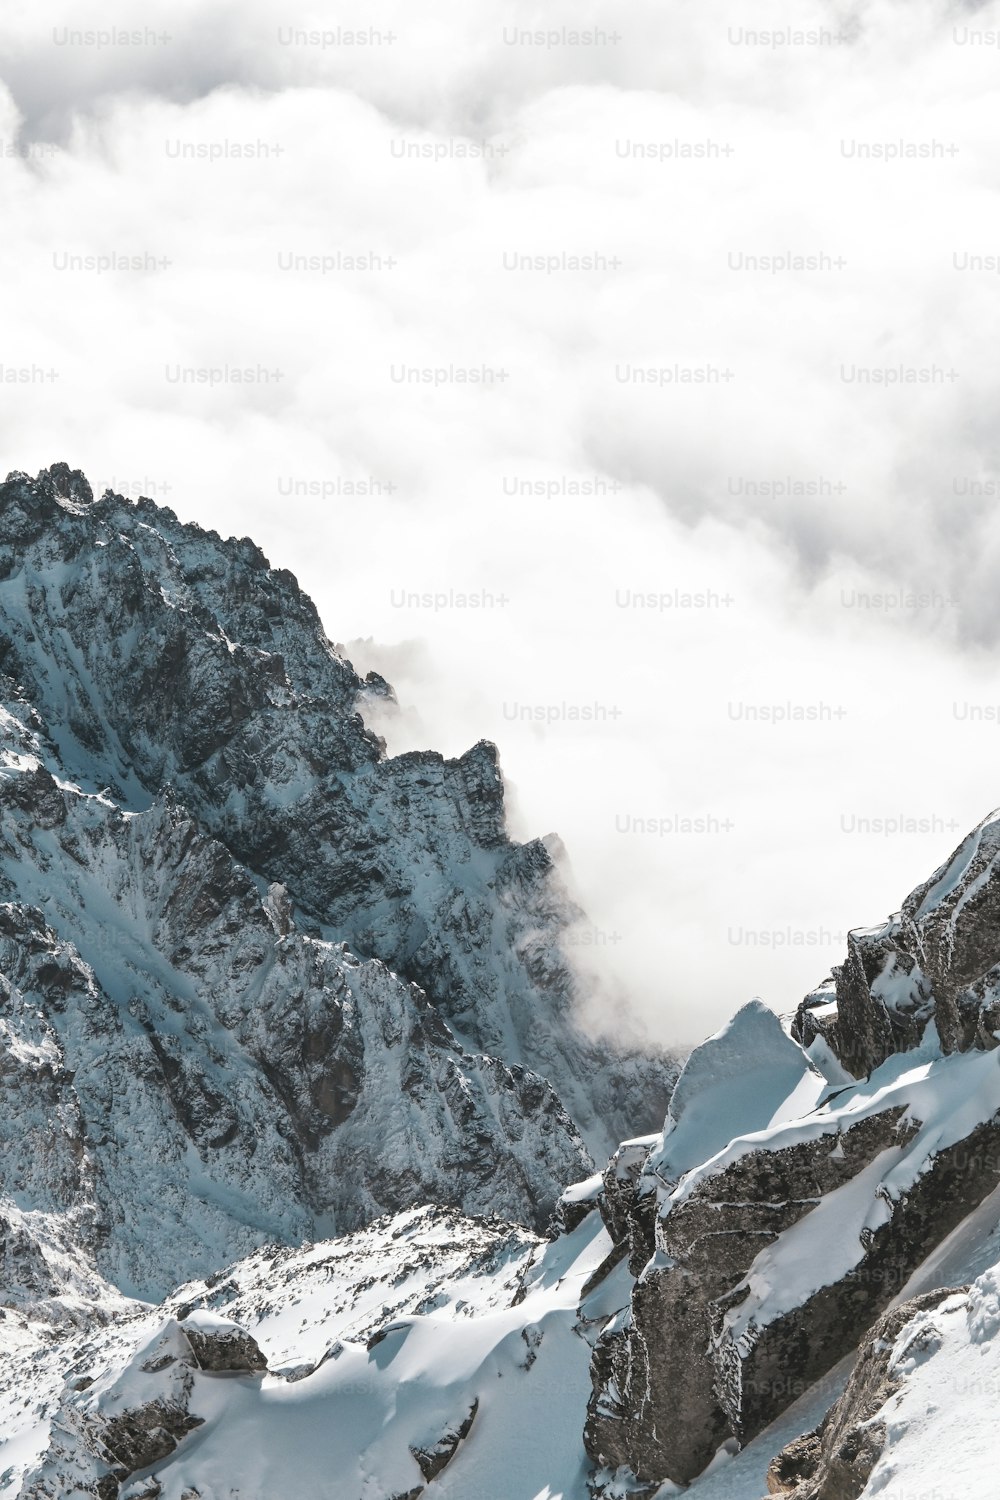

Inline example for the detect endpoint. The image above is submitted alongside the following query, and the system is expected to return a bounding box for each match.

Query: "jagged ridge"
[0,463,677,1308]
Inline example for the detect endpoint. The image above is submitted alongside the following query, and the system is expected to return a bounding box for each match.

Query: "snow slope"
[4,1206,628,1500]
[857,1270,1000,1500]
[7,1183,1000,1500]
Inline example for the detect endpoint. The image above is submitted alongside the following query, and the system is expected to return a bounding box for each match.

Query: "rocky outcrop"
[410,1399,479,1482]
[766,1285,966,1499]
[585,997,1000,1490]
[585,1107,918,1485]
[19,1315,266,1499]
[597,1137,658,1275]
[794,810,1000,1077]
[179,1312,268,1374]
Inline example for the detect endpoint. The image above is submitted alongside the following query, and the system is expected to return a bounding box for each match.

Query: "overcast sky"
[4,0,1000,1047]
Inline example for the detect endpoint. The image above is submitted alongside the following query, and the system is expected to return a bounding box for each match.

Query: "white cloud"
[4,0,1000,1044]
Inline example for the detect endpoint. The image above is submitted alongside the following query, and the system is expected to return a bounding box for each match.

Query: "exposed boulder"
[410,1399,479,1482]
[766,1285,967,1499]
[179,1310,267,1373]
[645,1000,826,1189]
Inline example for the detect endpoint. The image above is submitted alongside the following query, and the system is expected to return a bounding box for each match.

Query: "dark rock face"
[730,1114,1000,1443]
[180,1317,268,1374]
[598,1137,656,1276]
[586,1080,1000,1489]
[100,1391,203,1476]
[794,812,1000,1078]
[585,1109,915,1485]
[767,1433,823,1497]
[550,1190,599,1237]
[766,1286,966,1499]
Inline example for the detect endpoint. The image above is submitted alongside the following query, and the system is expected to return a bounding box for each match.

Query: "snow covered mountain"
[0,462,677,1304]
[3,1203,631,1500]
[7,461,1000,1500]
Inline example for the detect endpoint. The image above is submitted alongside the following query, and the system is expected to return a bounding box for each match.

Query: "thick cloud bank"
[3,0,999,1042]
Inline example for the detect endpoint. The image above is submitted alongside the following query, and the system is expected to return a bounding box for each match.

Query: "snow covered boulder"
[586,1004,825,1283]
[552,1171,604,1235]
[178,1309,267,1373]
[17,1314,267,1497]
[410,1398,479,1482]
[643,999,825,1190]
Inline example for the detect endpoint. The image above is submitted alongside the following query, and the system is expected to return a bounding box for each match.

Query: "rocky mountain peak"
[0,462,676,1308]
